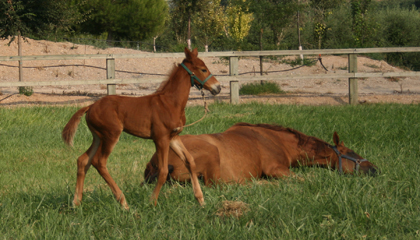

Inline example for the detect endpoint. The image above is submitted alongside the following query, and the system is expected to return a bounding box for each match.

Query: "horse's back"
[178,125,293,183]
[220,125,299,177]
[87,95,158,137]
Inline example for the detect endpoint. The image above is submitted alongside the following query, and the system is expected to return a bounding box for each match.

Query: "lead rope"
[173,89,209,132]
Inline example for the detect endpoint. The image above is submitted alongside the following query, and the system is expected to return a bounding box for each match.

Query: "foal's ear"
[191,48,198,57]
[184,47,198,61]
[184,47,192,60]
[333,132,340,146]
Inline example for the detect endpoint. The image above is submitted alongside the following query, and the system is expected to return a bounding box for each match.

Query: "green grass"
[239,82,284,95]
[1,103,420,239]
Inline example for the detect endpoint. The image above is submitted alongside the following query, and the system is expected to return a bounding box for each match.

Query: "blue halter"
[331,145,368,174]
[180,63,213,90]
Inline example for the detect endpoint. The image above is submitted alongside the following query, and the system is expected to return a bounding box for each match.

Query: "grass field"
[1,103,420,239]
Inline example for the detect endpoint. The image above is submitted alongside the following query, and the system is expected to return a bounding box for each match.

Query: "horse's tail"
[62,105,91,147]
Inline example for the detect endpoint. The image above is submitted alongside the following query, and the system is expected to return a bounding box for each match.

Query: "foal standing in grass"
[62,48,221,209]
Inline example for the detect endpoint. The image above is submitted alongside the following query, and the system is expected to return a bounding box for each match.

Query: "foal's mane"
[156,58,195,93]
[155,64,179,93]
[234,122,330,151]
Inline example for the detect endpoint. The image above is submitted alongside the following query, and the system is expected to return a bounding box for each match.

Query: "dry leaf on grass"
[215,200,250,218]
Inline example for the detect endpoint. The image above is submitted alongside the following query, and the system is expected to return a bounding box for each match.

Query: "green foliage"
[225,0,253,45]
[76,0,168,42]
[18,86,33,96]
[1,104,420,238]
[351,0,371,47]
[167,0,193,44]
[239,81,284,95]
[376,0,420,9]
[374,7,420,70]
[0,0,82,41]
[2,0,420,70]
[309,0,343,11]
[249,0,303,49]
[192,0,226,49]
[319,5,354,49]
[0,0,34,41]
[280,57,317,67]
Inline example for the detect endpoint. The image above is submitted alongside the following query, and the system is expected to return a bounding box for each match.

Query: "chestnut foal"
[62,48,221,209]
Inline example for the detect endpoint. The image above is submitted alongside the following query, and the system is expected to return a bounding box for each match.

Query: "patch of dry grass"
[215,200,250,218]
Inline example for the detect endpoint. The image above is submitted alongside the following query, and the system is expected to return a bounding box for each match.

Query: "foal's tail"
[62,106,91,147]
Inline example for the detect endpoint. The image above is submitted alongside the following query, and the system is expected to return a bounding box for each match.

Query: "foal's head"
[330,132,379,175]
[182,48,221,95]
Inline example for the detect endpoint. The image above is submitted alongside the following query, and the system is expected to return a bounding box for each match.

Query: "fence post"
[348,54,358,105]
[229,56,239,104]
[106,58,116,95]
[18,33,24,93]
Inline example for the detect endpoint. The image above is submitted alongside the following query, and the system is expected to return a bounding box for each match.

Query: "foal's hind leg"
[150,137,171,206]
[170,136,204,205]
[91,134,129,210]
[73,133,100,207]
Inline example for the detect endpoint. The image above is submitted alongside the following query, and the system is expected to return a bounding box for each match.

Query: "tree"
[351,0,375,47]
[192,0,226,51]
[309,0,345,48]
[168,0,204,49]
[0,1,31,42]
[250,0,303,49]
[225,0,253,45]
[1,0,83,41]
[1,0,81,94]
[77,0,168,42]
[378,7,420,70]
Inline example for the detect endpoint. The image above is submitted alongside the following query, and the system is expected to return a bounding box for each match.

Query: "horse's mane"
[155,63,179,93]
[234,122,330,151]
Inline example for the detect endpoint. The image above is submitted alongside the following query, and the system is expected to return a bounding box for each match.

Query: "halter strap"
[331,145,368,174]
[180,63,213,90]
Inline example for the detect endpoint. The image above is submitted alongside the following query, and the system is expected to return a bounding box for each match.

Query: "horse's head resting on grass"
[329,132,377,175]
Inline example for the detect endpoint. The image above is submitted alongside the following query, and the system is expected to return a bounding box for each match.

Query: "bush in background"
[239,81,284,95]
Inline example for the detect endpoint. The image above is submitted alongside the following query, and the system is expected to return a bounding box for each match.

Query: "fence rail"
[1,47,420,105]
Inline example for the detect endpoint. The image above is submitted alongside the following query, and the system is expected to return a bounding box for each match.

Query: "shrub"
[18,86,33,96]
[239,81,284,95]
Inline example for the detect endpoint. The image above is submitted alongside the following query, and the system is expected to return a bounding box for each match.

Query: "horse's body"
[62,48,221,208]
[144,123,378,185]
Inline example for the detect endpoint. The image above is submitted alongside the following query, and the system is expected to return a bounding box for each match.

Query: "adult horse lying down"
[62,48,221,209]
[144,123,378,185]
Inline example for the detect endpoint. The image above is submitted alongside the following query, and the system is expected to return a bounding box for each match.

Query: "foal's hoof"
[197,197,205,207]
[72,200,81,208]
[121,202,130,211]
[149,197,158,206]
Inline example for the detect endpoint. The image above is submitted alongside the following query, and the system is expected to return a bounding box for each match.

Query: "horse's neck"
[296,139,334,164]
[159,67,191,109]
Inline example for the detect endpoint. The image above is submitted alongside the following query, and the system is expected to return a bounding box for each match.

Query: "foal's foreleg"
[73,134,100,207]
[170,136,205,206]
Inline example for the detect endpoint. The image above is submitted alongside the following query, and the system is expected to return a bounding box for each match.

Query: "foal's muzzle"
[359,165,380,176]
[209,84,222,95]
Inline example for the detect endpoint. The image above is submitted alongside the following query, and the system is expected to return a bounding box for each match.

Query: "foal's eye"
[201,69,207,73]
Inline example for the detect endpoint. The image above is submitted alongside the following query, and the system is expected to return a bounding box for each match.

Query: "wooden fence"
[1,47,420,105]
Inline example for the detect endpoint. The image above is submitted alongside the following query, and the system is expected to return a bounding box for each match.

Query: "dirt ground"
[1,38,419,107]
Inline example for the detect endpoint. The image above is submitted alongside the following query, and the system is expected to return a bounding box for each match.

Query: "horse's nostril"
[212,84,221,95]
[372,167,380,176]
[365,167,379,176]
